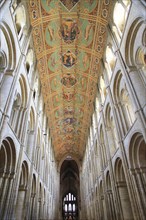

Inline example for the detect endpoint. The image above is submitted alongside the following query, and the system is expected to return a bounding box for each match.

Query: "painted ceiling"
[28,0,112,163]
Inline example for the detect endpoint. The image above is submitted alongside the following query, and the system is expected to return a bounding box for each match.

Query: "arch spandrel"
[28,0,113,163]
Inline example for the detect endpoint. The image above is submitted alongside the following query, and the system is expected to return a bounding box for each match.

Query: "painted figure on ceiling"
[63,125,74,133]
[60,19,79,43]
[64,107,74,115]
[62,51,76,67]
[63,92,74,102]
[61,74,77,88]
[63,117,76,125]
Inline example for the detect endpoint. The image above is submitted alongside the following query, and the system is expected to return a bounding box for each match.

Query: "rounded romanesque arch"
[0,21,16,72]
[14,4,27,39]
[125,17,145,67]
[129,132,146,170]
[113,71,135,136]
[105,171,116,220]
[9,74,28,139]
[114,157,134,220]
[128,132,146,217]
[0,137,16,219]
[15,160,29,220]
[30,174,37,219]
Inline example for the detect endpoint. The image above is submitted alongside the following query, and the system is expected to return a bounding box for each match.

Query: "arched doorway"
[60,159,80,220]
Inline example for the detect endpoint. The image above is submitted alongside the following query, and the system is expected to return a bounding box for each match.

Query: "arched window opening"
[63,192,77,220]
[99,75,107,104]
[129,133,146,212]
[0,50,7,82]
[105,172,116,219]
[12,0,22,10]
[60,159,79,220]
[105,45,116,79]
[33,90,36,99]
[15,161,28,220]
[0,137,16,219]
[121,89,135,130]
[14,5,26,40]
[9,94,21,131]
[115,158,134,219]
[105,105,118,156]
[30,174,36,219]
[25,49,34,75]
[135,46,146,79]
[112,1,131,41]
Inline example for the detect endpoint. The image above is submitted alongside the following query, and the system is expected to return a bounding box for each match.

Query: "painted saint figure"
[62,51,76,67]
[60,19,80,43]
[61,74,77,88]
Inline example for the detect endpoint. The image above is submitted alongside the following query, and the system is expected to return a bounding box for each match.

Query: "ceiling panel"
[28,0,112,163]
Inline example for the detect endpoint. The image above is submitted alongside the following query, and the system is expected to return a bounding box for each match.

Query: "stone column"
[106,190,116,220]
[2,175,14,219]
[130,169,146,219]
[26,130,35,160]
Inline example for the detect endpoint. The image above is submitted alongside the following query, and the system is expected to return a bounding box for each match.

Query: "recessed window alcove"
[60,159,80,220]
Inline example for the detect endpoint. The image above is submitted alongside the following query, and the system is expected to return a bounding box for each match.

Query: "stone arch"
[0,21,16,71]
[15,161,29,220]
[105,171,116,220]
[60,159,79,219]
[114,157,134,220]
[125,17,145,67]
[104,44,116,80]
[0,137,16,219]
[99,75,106,104]
[113,71,135,135]
[9,74,28,138]
[9,93,22,130]
[25,48,34,75]
[14,4,27,39]
[30,107,35,131]
[95,97,100,122]
[58,154,81,171]
[19,74,28,108]
[129,132,146,170]
[112,0,131,40]
[30,174,37,219]
[99,181,105,219]
[0,50,7,73]
[128,132,146,217]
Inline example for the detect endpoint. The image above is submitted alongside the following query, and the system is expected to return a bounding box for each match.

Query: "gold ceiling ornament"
[58,1,81,156]
[28,0,113,163]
